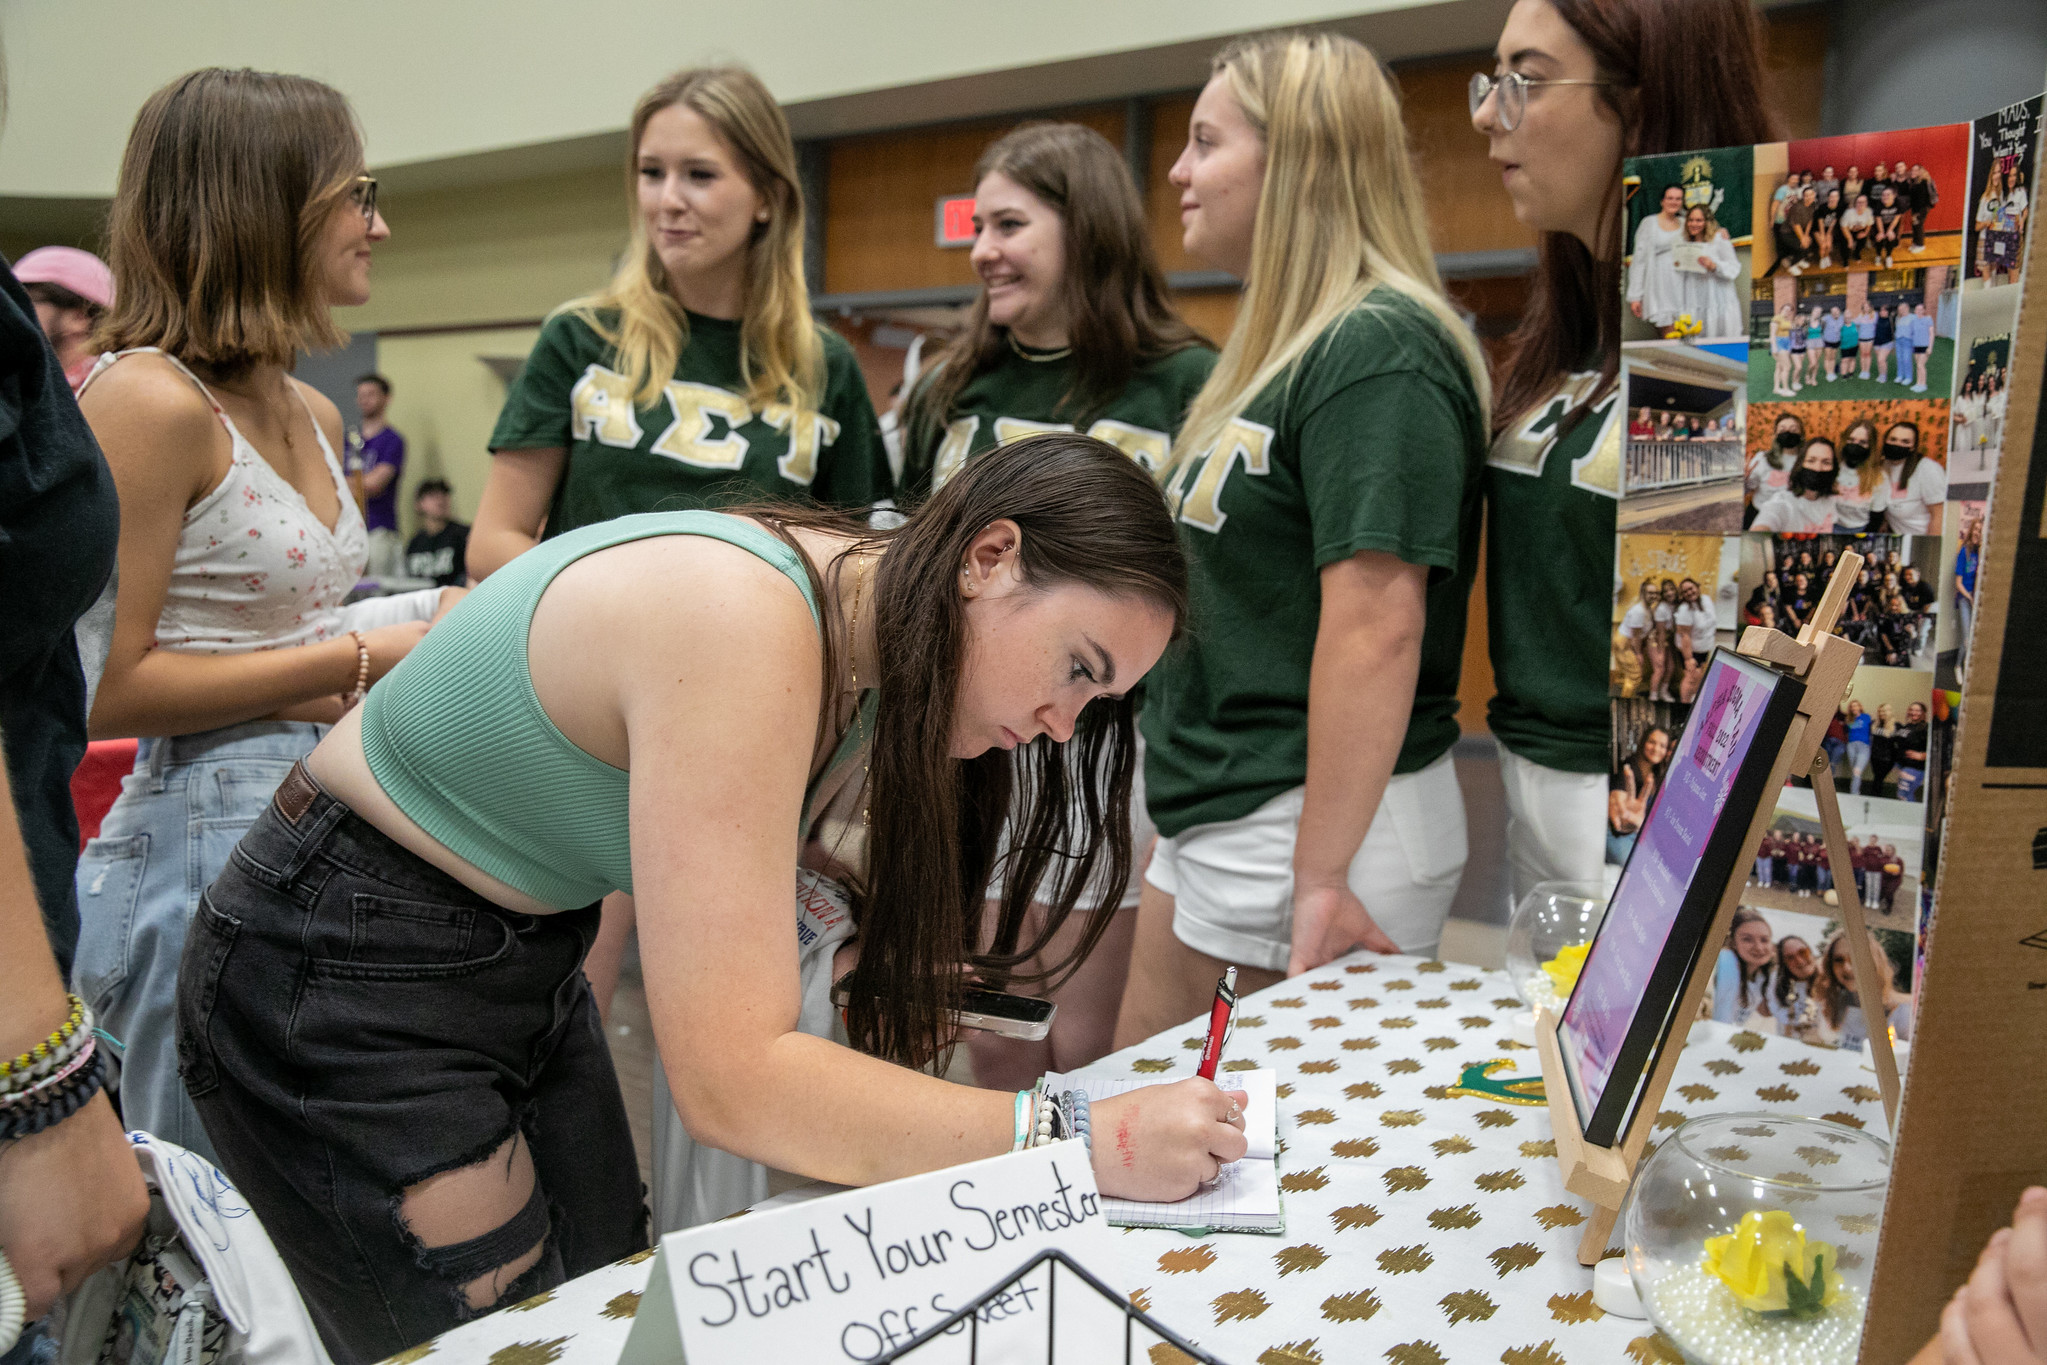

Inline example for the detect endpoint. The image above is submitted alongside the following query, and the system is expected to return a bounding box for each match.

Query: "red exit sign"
[935,194,976,248]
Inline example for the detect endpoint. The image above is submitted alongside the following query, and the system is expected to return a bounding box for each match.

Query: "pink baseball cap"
[15,246,114,310]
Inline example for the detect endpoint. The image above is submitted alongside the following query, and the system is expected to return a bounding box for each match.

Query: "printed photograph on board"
[1606,695,1688,867]
[1703,902,1915,1054]
[1621,341,1746,531]
[1750,268,1956,403]
[1966,94,2043,290]
[1623,146,1754,343]
[1737,531,1941,672]
[1744,786,1927,924]
[1610,532,1739,700]
[1755,124,1970,278]
[1790,667,1937,804]
[1745,399,1949,535]
[1935,500,1987,688]
[1949,283,2020,491]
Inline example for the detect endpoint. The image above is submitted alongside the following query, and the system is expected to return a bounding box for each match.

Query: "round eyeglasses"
[1468,70,1620,133]
[350,175,379,226]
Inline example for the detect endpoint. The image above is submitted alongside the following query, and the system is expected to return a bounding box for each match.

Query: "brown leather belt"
[275,760,321,824]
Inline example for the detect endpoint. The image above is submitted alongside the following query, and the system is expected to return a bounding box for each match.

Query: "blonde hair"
[96,68,362,376]
[569,66,821,411]
[1166,32,1489,480]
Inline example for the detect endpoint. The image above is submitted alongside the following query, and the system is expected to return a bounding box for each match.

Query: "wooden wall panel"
[1763,6,1831,142]
[1397,54,1542,258]
[824,105,1124,295]
[1172,288,1239,346]
[1145,93,1202,275]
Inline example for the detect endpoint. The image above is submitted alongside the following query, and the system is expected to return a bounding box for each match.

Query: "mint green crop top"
[361,510,868,909]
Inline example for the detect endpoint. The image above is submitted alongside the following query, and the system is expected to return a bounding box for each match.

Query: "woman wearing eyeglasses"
[1470,0,1775,909]
[71,70,457,1162]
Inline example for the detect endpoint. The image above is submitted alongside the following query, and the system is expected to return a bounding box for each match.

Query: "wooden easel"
[1534,552,1905,1265]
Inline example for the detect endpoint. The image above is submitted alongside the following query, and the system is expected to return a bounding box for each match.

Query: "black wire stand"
[870,1247,1230,1364]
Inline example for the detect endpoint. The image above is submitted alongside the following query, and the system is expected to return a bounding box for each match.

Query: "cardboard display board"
[1862,149,2047,1361]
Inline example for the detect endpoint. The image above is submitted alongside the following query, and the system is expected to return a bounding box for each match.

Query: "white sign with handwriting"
[618,1140,1122,1365]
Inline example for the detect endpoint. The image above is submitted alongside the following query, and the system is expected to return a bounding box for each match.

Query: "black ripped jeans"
[176,767,647,1365]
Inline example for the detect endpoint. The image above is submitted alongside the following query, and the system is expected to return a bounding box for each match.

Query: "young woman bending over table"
[176,435,1247,1365]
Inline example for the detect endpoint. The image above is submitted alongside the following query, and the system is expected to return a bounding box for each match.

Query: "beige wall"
[373,326,540,538]
[0,0,1471,198]
[334,167,625,334]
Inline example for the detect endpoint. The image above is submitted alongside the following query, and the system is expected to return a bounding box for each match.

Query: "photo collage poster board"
[1611,95,2043,1064]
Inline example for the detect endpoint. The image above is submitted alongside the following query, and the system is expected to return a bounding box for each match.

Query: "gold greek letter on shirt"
[1084,419,1171,473]
[568,365,645,449]
[761,403,842,486]
[651,382,754,469]
[1169,418,1275,533]
[930,417,980,490]
[991,416,1074,445]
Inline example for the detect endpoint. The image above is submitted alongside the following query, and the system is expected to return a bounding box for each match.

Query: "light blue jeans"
[70,721,326,1162]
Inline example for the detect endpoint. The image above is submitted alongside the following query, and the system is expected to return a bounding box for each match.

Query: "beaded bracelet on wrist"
[0,1049,106,1142]
[0,1038,97,1111]
[0,995,87,1083]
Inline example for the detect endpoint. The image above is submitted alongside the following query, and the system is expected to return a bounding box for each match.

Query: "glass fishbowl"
[1625,1113,1890,1365]
[1504,880,1608,1019]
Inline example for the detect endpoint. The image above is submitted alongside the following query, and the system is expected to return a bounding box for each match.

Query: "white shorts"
[1496,745,1608,910]
[1145,752,1466,971]
[987,733,1152,911]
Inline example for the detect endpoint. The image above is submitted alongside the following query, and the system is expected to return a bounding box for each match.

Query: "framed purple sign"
[1559,649,1805,1146]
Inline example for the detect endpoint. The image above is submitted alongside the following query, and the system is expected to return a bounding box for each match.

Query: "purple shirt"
[359,425,405,533]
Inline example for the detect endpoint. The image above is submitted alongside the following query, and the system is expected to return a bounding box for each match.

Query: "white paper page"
[1044,1068,1280,1225]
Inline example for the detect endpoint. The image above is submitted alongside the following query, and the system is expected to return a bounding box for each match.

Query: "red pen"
[1195,966,1238,1080]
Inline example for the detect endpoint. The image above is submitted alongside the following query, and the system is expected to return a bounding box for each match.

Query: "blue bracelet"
[1068,1090,1091,1153]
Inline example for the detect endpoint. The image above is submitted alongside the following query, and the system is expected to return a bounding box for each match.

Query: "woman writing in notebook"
[179,435,1248,1364]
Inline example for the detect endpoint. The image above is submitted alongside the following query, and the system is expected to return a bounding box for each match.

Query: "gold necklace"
[1007,331,1072,363]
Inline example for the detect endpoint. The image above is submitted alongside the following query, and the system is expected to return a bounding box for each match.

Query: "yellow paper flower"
[1540,942,1592,995]
[1665,313,1704,340]
[1702,1210,1841,1317]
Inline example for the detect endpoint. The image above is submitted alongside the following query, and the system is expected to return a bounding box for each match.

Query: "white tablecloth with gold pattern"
[387,953,1888,1365]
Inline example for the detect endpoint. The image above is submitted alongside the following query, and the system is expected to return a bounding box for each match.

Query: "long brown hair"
[752,433,1188,1065]
[95,69,363,377]
[570,66,820,411]
[909,122,1204,450]
[1492,0,1779,434]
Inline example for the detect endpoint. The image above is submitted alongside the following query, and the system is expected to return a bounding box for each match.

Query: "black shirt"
[1897,720,1929,772]
[1903,579,1935,613]
[0,258,120,974]
[404,521,471,587]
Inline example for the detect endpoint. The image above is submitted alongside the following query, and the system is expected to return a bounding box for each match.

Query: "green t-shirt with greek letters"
[899,341,1216,500]
[1482,365,1621,773]
[1141,290,1486,837]
[490,309,890,535]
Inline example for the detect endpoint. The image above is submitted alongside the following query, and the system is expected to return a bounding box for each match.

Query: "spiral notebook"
[1043,1067,1284,1234]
